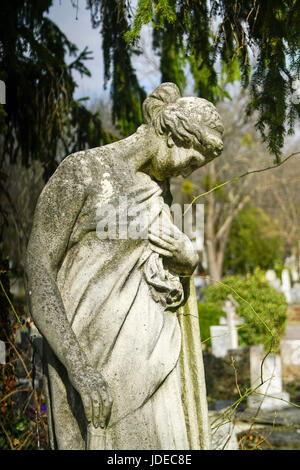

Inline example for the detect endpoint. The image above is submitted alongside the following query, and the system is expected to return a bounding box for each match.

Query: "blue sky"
[47,0,163,104]
[47,0,108,102]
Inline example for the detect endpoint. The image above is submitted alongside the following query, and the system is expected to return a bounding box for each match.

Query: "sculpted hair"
[143,82,223,149]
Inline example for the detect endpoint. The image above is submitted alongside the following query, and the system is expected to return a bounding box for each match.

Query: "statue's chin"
[181,165,199,178]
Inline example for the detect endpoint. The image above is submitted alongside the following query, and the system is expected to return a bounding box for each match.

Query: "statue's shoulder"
[56,146,114,185]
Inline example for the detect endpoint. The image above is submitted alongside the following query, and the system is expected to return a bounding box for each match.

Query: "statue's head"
[142,82,224,181]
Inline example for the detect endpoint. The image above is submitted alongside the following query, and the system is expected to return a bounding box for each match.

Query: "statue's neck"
[116,125,159,172]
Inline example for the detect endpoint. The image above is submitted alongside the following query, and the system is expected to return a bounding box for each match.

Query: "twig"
[0,280,27,336]
[0,418,14,449]
[183,151,300,216]
[5,332,31,379]
[231,355,242,398]
[0,387,31,404]
[17,430,34,450]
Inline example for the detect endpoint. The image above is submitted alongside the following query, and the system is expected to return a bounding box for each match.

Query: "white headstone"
[248,345,290,410]
[222,296,241,350]
[0,80,5,105]
[266,269,281,290]
[282,269,292,303]
[285,255,299,282]
[280,326,300,383]
[291,283,300,304]
[210,297,244,357]
[0,340,6,364]
[210,325,230,358]
[193,275,206,289]
[281,335,300,379]
[292,269,299,283]
[281,339,300,373]
[266,269,276,282]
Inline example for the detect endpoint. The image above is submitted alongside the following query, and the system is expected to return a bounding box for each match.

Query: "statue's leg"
[108,364,189,450]
[43,343,87,450]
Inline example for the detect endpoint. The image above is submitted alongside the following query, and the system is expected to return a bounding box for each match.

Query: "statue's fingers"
[160,214,181,237]
[160,232,177,244]
[99,387,113,428]
[165,226,181,240]
[82,395,93,424]
[149,243,172,258]
[148,233,174,251]
[150,225,173,238]
[150,225,180,241]
[91,391,101,428]
[149,228,172,242]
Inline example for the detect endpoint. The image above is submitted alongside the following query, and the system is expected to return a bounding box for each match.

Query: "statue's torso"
[54,147,183,425]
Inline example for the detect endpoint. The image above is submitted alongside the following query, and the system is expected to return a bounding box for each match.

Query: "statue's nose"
[217,140,224,152]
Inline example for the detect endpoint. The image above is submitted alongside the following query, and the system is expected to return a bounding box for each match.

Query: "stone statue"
[25,83,224,450]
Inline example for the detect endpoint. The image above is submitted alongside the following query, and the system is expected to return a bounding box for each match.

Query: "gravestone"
[0,340,5,364]
[10,277,26,300]
[282,269,292,304]
[248,345,290,410]
[287,306,300,323]
[281,326,300,379]
[281,339,300,379]
[0,80,5,105]
[283,325,300,340]
[210,326,230,358]
[266,269,281,290]
[209,410,239,450]
[291,283,300,304]
[193,274,207,301]
[285,255,299,282]
[221,295,243,350]
[211,295,243,357]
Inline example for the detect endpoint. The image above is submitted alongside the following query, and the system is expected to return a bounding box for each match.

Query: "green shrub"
[198,302,225,346]
[199,268,288,352]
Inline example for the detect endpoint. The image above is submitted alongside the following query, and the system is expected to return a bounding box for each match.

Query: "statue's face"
[149,128,223,181]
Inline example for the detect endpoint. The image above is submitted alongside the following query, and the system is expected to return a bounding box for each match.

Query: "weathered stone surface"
[0,340,5,364]
[283,324,300,339]
[264,430,300,449]
[210,325,230,358]
[281,339,300,379]
[282,268,292,303]
[209,411,239,450]
[25,82,224,450]
[236,407,300,449]
[237,406,300,428]
[291,285,300,304]
[248,346,290,411]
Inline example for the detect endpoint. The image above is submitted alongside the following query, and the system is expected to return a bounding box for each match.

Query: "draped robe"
[40,147,210,450]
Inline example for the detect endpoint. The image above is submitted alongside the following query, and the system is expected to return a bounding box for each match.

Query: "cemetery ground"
[2,268,300,450]
[203,303,300,450]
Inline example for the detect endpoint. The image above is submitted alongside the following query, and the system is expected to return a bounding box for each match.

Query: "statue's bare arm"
[25,156,112,429]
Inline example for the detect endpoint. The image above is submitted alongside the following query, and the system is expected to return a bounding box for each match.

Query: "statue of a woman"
[26,83,223,450]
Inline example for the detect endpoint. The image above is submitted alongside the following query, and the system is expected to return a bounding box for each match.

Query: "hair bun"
[143,82,181,124]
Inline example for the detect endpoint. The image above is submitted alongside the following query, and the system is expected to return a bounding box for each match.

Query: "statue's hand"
[148,222,198,275]
[69,365,113,429]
